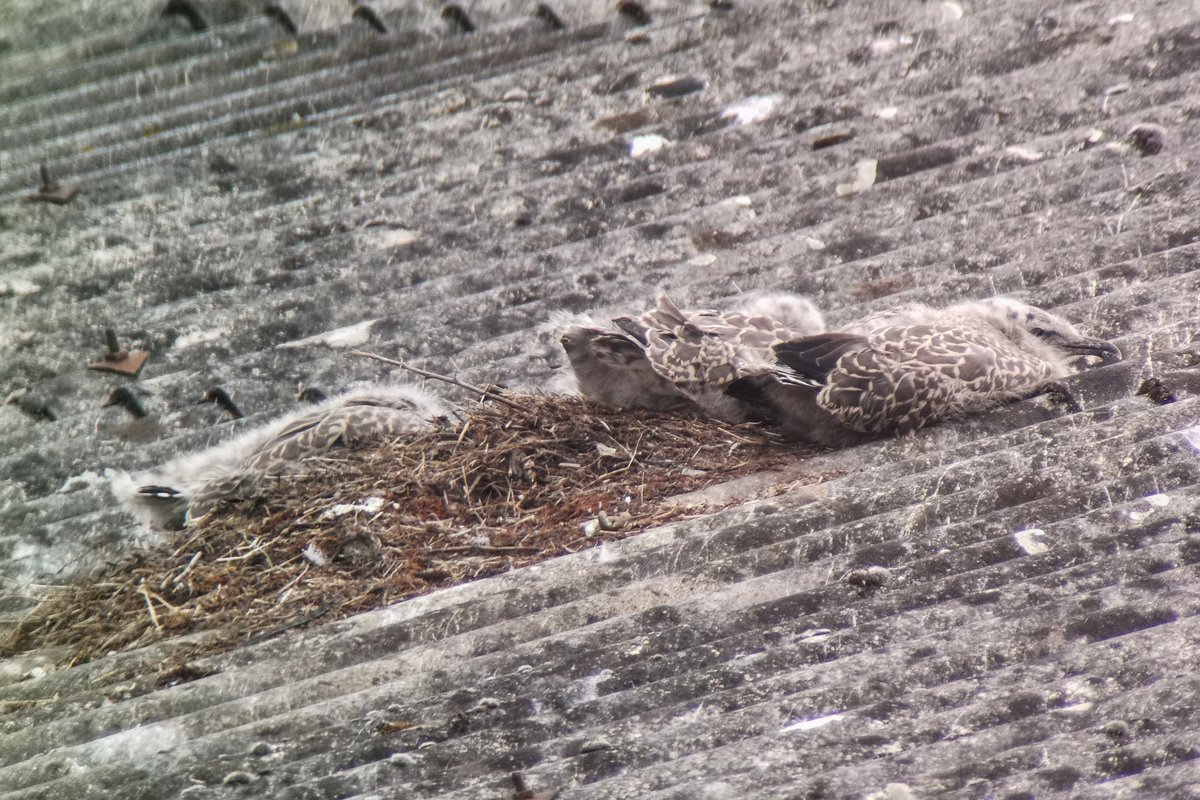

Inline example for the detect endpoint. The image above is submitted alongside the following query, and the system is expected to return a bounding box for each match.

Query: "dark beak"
[1063,338,1122,361]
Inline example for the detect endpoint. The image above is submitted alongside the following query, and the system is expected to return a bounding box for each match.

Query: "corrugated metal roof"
[2,0,1200,797]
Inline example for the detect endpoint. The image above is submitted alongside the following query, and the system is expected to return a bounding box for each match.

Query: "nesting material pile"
[5,394,816,668]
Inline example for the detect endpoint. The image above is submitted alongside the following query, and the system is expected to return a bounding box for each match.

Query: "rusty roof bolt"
[105,328,124,359]
[442,4,475,33]
[24,163,78,205]
[161,0,209,31]
[103,386,149,419]
[617,1,652,26]
[88,329,150,376]
[534,3,565,30]
[200,387,245,419]
[264,2,299,35]
[509,772,558,800]
[352,3,388,33]
[6,389,57,422]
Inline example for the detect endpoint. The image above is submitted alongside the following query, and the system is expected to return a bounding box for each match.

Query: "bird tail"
[724,371,862,447]
[107,470,191,531]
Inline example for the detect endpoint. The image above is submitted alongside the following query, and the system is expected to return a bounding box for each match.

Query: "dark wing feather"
[773,333,868,385]
[611,316,650,345]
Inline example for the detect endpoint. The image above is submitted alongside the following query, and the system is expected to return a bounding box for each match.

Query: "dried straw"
[3,394,820,670]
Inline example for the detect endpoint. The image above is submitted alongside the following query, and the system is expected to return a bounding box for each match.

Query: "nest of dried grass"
[4,393,818,669]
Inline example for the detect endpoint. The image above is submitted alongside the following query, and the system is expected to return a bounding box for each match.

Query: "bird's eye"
[1029,327,1049,338]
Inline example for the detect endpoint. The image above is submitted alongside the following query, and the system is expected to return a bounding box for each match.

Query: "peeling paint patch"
[1006,146,1043,162]
[836,159,877,195]
[1014,528,1049,555]
[865,784,917,800]
[721,95,779,125]
[0,277,41,295]
[629,134,670,157]
[782,713,845,732]
[1128,493,1170,522]
[373,228,420,248]
[277,319,377,349]
[940,1,964,22]
[176,327,227,348]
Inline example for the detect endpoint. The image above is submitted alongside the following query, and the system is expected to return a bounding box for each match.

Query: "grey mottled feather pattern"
[242,396,431,472]
[562,294,1116,444]
[560,293,825,419]
[114,385,444,529]
[769,298,1119,440]
[819,322,1061,434]
[640,296,812,395]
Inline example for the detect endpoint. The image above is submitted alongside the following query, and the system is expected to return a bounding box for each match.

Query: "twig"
[426,545,541,555]
[350,350,526,410]
[244,598,340,646]
[166,550,203,591]
[137,582,162,631]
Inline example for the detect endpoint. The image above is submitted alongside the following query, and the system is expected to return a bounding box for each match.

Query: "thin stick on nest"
[350,350,526,411]
[137,582,163,631]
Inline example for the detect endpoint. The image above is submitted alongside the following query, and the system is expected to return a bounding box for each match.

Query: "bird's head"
[979,298,1121,361]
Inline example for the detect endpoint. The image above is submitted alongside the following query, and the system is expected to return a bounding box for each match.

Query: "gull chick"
[730,298,1120,445]
[560,293,825,418]
[111,384,445,530]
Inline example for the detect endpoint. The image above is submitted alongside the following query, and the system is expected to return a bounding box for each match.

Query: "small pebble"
[845,565,891,589]
[222,771,254,786]
[1101,719,1131,739]
[469,697,501,712]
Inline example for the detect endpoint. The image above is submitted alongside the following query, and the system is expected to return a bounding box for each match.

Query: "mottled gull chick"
[560,293,825,418]
[729,298,1120,445]
[111,384,445,530]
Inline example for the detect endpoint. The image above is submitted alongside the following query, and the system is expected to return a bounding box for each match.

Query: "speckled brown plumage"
[765,298,1120,441]
[560,293,825,419]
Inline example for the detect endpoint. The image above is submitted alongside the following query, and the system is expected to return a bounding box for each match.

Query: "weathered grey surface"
[2,0,1200,797]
